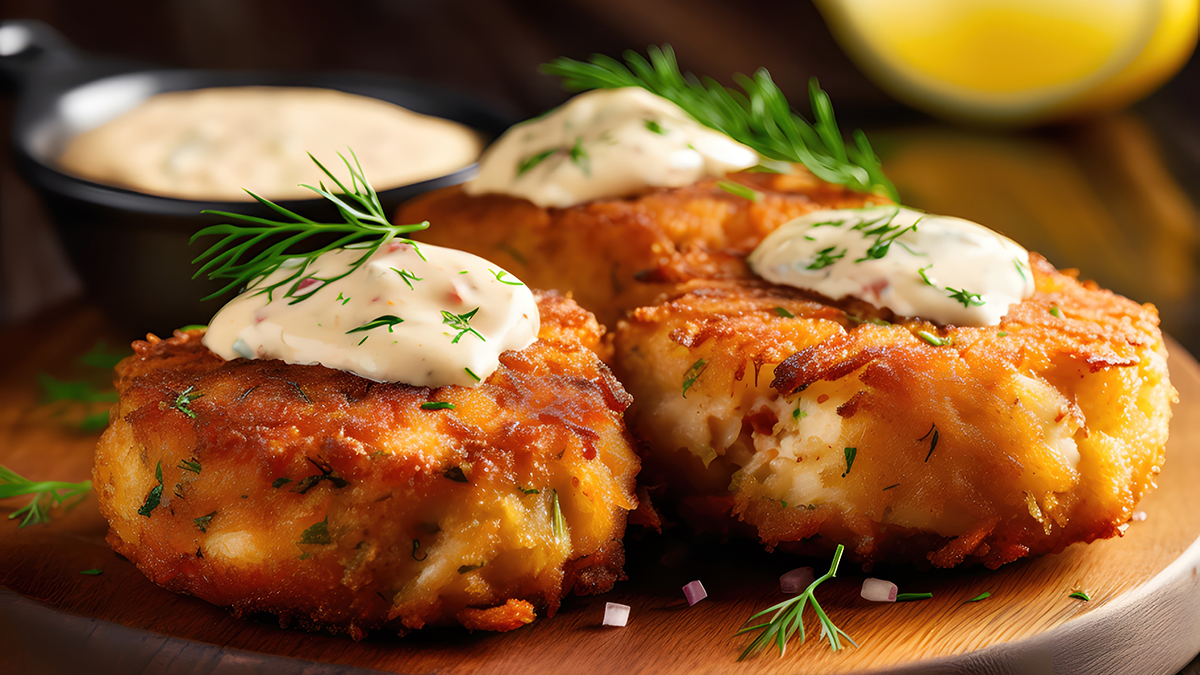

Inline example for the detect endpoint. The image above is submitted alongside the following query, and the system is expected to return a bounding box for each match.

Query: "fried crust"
[613,255,1175,569]
[396,169,882,328]
[95,292,639,635]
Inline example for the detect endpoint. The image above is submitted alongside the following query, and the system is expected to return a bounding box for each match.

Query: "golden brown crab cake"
[612,255,1174,569]
[94,292,639,637]
[396,169,882,328]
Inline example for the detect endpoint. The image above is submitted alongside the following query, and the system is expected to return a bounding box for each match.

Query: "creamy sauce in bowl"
[203,240,539,387]
[58,87,484,201]
[466,87,759,207]
[748,206,1034,326]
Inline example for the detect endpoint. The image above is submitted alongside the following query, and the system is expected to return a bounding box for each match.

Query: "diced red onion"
[779,566,815,594]
[861,577,898,602]
[602,602,630,627]
[682,580,707,606]
[1132,511,1148,522]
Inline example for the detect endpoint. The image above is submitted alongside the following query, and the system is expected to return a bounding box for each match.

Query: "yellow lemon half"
[815,0,1198,125]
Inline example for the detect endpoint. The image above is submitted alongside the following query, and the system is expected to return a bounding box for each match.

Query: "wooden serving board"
[3,304,1200,675]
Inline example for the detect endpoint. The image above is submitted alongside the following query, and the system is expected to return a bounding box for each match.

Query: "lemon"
[815,0,1198,125]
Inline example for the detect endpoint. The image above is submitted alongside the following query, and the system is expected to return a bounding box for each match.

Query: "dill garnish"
[442,308,485,344]
[191,150,429,302]
[543,46,897,200]
[736,543,855,659]
[681,358,708,398]
[0,465,92,527]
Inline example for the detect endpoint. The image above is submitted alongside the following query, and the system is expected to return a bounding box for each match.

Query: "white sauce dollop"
[466,87,759,208]
[203,241,539,387]
[748,207,1034,326]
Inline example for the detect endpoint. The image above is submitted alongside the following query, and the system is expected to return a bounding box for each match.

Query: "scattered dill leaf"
[173,386,204,419]
[299,517,331,545]
[0,465,92,527]
[194,511,216,533]
[681,358,708,398]
[137,461,163,517]
[736,543,855,659]
[717,180,760,202]
[841,447,857,477]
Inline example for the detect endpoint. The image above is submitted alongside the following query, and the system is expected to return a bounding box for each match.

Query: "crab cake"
[612,256,1174,569]
[397,170,881,329]
[94,292,639,636]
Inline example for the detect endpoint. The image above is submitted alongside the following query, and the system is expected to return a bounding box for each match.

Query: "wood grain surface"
[1,305,1199,675]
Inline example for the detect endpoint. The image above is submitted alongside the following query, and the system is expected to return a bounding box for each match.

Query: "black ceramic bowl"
[1,20,515,335]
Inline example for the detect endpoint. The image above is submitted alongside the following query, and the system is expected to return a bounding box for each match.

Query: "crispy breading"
[396,169,882,328]
[94,292,639,636]
[613,255,1175,569]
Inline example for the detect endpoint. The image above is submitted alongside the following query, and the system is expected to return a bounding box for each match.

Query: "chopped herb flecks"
[569,137,590,176]
[194,511,216,533]
[347,315,405,334]
[177,458,202,474]
[520,487,540,495]
[421,401,455,411]
[174,386,204,419]
[391,268,423,290]
[1050,305,1062,318]
[965,592,991,603]
[1069,591,1091,601]
[517,148,556,177]
[717,180,760,202]
[916,330,950,347]
[1014,258,1029,282]
[551,489,567,541]
[336,292,351,305]
[644,119,665,134]
[919,423,939,462]
[841,447,857,477]
[464,367,481,382]
[897,592,933,602]
[774,307,795,318]
[442,308,485,344]
[946,287,985,307]
[79,568,103,575]
[490,269,523,286]
[918,265,936,286]
[299,517,331,546]
[808,246,846,270]
[137,461,164,517]
[681,358,708,398]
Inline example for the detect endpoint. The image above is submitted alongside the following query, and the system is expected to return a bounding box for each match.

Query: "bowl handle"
[0,20,81,93]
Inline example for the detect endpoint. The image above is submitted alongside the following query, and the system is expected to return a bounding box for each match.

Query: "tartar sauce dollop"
[466,87,759,208]
[203,240,539,387]
[748,207,1034,326]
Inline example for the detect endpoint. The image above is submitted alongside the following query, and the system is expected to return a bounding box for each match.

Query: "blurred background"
[1,0,1198,351]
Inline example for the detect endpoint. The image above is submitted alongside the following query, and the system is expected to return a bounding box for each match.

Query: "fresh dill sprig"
[0,465,92,527]
[542,45,898,201]
[736,543,855,659]
[191,150,430,302]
